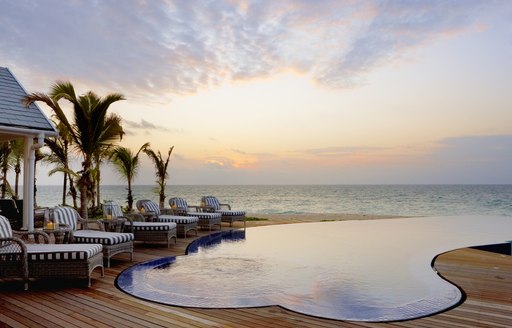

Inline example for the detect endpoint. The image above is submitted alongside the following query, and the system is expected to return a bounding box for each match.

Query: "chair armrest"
[13,230,50,244]
[100,217,129,233]
[202,205,217,213]
[118,216,134,233]
[1,236,28,253]
[187,205,201,213]
[169,207,189,216]
[77,218,105,231]
[219,203,232,210]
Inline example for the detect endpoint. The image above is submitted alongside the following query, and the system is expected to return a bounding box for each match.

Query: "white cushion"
[26,243,103,261]
[73,230,134,245]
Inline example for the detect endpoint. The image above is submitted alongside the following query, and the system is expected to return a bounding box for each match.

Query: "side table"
[99,218,127,232]
[43,227,73,244]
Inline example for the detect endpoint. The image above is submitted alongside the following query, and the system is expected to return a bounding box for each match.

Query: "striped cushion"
[103,201,124,218]
[53,206,79,230]
[158,215,199,224]
[203,196,221,210]
[127,221,176,231]
[0,215,13,238]
[217,210,246,217]
[169,197,188,210]
[193,212,222,220]
[26,243,103,261]
[73,230,134,245]
[141,201,161,216]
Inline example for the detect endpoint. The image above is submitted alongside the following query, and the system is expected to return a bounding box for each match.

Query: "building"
[0,67,59,230]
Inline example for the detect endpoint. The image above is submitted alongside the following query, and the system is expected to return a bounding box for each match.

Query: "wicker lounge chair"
[169,197,222,231]
[136,200,199,238]
[102,201,177,248]
[0,215,104,290]
[53,206,134,267]
[201,196,246,228]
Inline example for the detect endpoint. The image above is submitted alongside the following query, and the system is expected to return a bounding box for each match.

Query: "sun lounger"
[53,206,134,267]
[136,200,199,238]
[169,197,222,231]
[201,196,246,228]
[102,201,177,247]
[0,215,104,289]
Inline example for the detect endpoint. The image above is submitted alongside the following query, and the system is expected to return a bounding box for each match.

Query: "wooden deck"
[1,221,512,327]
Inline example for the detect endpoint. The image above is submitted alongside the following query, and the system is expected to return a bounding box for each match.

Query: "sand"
[244,212,406,227]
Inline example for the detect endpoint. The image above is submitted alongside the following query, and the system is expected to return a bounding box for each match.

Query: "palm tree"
[143,146,174,209]
[93,144,117,213]
[110,142,149,211]
[43,136,76,206]
[24,81,125,219]
[10,138,24,199]
[33,148,44,208]
[0,141,12,198]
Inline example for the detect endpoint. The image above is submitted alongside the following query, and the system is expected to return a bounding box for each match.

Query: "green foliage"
[245,217,269,221]
[24,81,125,218]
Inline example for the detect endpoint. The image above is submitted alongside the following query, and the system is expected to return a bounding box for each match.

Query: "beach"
[246,212,405,226]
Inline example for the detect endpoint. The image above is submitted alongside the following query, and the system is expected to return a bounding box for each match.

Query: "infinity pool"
[116,215,512,322]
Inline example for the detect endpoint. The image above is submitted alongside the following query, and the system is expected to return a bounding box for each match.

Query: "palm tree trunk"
[62,171,68,205]
[1,166,7,198]
[79,159,91,219]
[159,188,165,209]
[80,182,88,219]
[96,168,101,212]
[69,176,78,208]
[127,179,133,212]
[33,160,38,208]
[14,161,21,199]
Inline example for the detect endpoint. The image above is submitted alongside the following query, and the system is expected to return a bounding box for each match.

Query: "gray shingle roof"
[0,67,57,134]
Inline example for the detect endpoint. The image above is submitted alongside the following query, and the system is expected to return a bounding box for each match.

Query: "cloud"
[0,0,500,98]
[124,119,169,131]
[301,146,385,157]
[205,158,230,169]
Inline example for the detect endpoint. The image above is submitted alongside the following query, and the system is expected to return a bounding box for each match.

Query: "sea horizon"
[33,184,512,218]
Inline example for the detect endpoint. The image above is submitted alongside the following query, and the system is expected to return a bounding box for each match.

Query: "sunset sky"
[1,0,511,185]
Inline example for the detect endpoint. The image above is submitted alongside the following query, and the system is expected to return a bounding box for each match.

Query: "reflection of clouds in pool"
[146,257,278,297]
[116,216,512,322]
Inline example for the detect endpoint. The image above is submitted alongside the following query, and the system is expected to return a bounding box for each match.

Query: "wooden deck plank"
[1,221,512,327]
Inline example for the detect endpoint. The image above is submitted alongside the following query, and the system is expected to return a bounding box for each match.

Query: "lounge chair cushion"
[26,243,103,261]
[73,230,134,245]
[192,212,222,220]
[158,215,199,224]
[103,201,124,218]
[203,196,222,211]
[203,196,246,215]
[53,206,79,230]
[216,209,246,217]
[141,200,161,216]
[0,215,13,238]
[169,197,188,209]
[127,221,177,231]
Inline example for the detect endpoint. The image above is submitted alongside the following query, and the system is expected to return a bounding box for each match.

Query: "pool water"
[116,216,512,322]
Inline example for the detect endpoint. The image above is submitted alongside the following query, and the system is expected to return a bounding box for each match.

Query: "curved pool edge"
[115,217,512,323]
[114,247,467,323]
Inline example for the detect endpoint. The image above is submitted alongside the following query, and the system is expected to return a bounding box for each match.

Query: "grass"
[246,217,269,221]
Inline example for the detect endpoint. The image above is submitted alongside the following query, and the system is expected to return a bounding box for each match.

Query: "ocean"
[35,184,512,217]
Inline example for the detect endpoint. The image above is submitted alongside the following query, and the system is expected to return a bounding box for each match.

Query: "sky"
[1,0,512,185]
